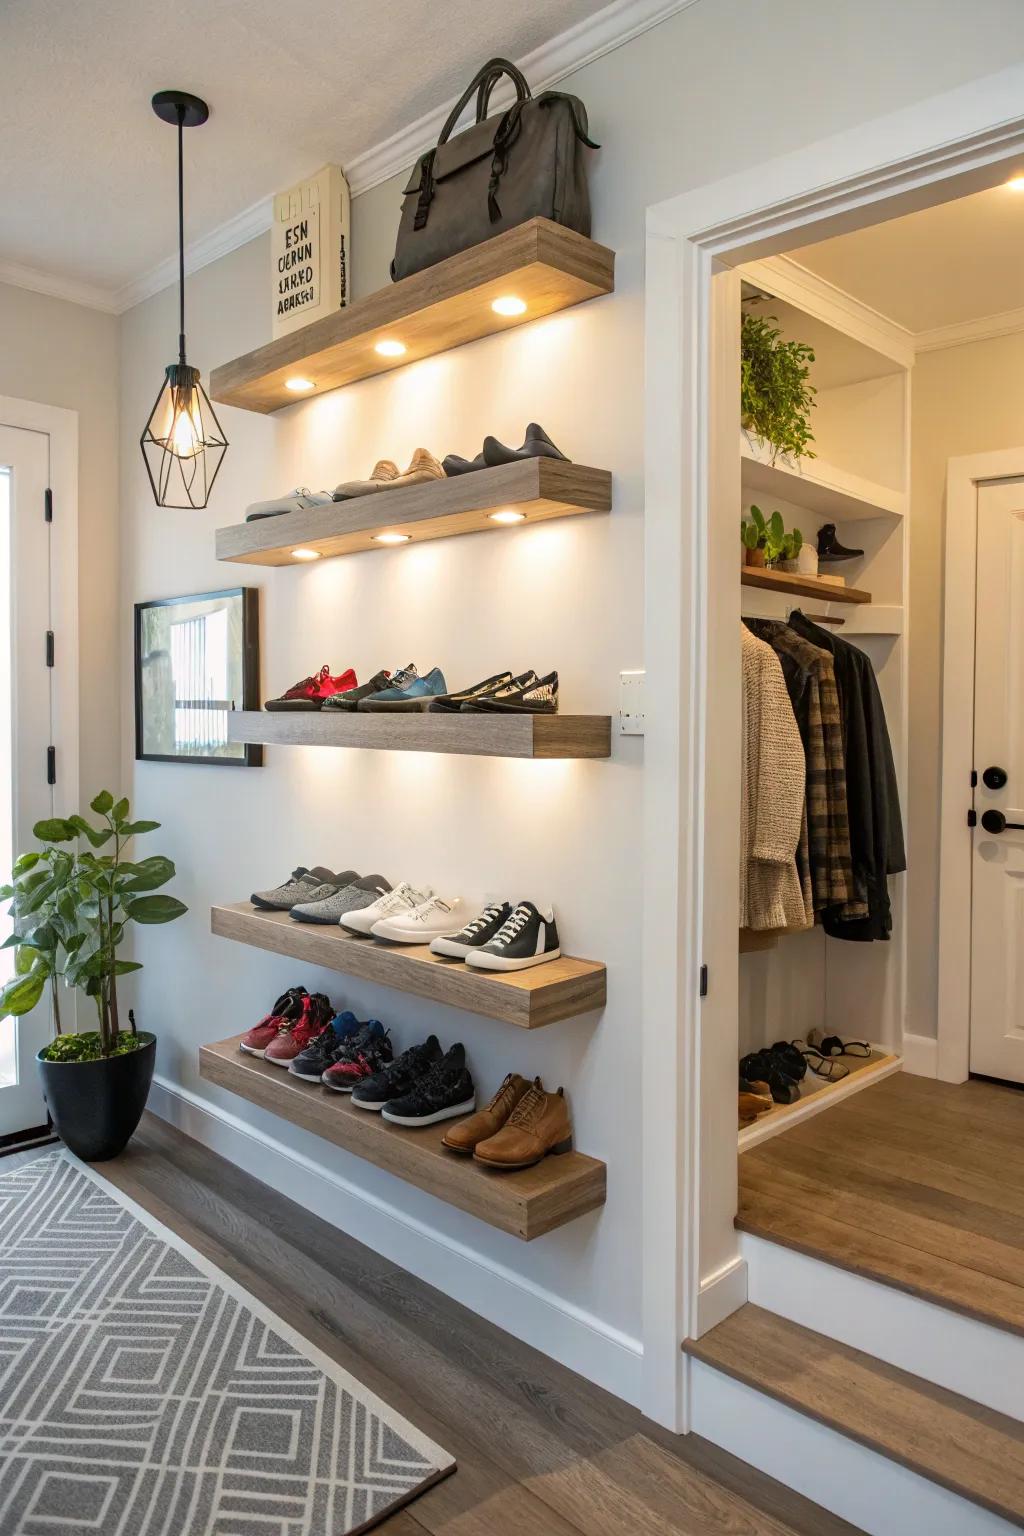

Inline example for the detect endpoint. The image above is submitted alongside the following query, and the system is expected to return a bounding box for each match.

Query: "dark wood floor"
[739,1070,1024,1334]
[7,1115,861,1536]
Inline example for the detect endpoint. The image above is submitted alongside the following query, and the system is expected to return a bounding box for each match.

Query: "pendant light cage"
[140,89,228,509]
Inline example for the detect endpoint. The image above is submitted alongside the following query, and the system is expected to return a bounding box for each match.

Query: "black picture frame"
[134,587,262,767]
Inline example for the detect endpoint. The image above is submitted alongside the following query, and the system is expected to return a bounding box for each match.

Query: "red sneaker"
[264,993,334,1066]
[240,987,308,1056]
[265,665,357,711]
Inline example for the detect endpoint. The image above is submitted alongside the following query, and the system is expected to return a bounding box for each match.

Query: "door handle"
[981,809,1024,834]
[983,765,1009,790]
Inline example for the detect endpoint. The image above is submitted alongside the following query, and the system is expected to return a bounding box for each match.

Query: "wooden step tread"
[211,902,606,1029]
[199,1035,605,1240]
[227,708,611,760]
[685,1304,1024,1526]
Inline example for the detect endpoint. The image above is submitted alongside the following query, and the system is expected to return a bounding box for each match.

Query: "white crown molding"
[913,303,1024,353]
[744,254,916,367]
[1,0,703,316]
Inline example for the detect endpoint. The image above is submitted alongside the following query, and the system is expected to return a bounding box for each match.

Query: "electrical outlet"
[619,670,645,735]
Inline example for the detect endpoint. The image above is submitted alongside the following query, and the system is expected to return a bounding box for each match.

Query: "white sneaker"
[341,881,432,935]
[371,895,463,944]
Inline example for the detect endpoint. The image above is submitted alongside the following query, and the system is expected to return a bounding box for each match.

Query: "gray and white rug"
[0,1151,454,1535]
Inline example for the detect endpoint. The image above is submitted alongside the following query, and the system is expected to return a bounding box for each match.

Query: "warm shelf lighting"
[489,509,526,524]
[1007,175,1024,190]
[374,339,407,357]
[372,532,410,545]
[290,547,321,561]
[285,377,315,392]
[491,295,527,317]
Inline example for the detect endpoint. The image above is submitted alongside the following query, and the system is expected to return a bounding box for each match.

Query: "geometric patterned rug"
[0,1151,455,1535]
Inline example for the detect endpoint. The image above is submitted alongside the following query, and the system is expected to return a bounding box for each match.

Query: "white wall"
[117,0,1024,1399]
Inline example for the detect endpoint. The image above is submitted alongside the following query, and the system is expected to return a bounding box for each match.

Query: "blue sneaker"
[288,1009,362,1081]
[357,667,448,712]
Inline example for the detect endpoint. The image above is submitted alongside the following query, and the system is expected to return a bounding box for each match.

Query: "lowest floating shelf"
[216,458,611,566]
[212,903,606,1028]
[228,710,611,761]
[210,219,616,414]
[741,567,872,605]
[200,1037,606,1240]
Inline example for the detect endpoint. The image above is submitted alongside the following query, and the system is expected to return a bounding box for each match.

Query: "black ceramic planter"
[37,1033,156,1161]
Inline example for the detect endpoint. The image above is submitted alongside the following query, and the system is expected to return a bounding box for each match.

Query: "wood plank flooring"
[2,1118,862,1536]
[738,1070,1024,1334]
[686,1304,1024,1527]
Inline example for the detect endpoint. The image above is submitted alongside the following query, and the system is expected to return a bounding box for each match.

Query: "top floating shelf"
[210,220,616,414]
[740,432,905,525]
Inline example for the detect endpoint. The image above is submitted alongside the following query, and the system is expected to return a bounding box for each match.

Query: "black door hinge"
[45,631,54,667]
[44,489,53,523]
[970,769,978,787]
[699,963,709,998]
[967,808,977,827]
[46,746,55,786]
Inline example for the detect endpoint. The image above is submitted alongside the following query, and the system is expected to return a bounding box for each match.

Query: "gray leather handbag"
[391,58,599,282]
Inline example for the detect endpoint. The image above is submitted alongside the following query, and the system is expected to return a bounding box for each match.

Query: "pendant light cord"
[177,103,186,366]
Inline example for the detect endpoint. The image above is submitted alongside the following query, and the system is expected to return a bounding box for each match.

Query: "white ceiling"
[0,0,618,306]
[791,182,1024,335]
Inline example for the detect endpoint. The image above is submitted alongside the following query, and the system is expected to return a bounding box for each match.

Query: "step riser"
[742,1231,1024,1422]
[690,1359,1020,1536]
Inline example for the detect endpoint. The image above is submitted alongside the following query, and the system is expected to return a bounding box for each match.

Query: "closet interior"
[736,262,909,1148]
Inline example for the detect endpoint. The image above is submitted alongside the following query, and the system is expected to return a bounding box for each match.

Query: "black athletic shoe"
[465,901,561,972]
[322,670,392,710]
[816,523,864,563]
[380,1043,476,1126]
[351,1034,443,1111]
[428,672,514,713]
[321,1022,392,1092]
[429,901,514,959]
[288,1010,363,1081]
[472,671,558,715]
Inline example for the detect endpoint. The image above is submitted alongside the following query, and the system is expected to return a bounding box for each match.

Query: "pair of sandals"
[740,1031,872,1109]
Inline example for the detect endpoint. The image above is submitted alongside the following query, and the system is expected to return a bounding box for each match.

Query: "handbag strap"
[438,57,531,146]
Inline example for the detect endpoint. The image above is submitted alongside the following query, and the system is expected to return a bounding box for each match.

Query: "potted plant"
[741,311,817,465]
[0,792,187,1161]
[741,510,767,567]
[743,505,790,568]
[779,527,819,577]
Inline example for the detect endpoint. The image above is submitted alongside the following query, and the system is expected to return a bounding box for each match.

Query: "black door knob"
[981,808,1024,834]
[983,766,1008,790]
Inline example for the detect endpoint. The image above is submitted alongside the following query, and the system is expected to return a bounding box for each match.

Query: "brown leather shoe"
[442,1072,530,1154]
[473,1081,573,1169]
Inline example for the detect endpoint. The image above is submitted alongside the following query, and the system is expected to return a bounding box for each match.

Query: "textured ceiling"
[0,0,609,298]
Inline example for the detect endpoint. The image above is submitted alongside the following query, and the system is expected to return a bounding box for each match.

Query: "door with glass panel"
[0,425,57,1137]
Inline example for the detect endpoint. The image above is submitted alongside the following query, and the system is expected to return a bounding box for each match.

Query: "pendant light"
[140,90,228,509]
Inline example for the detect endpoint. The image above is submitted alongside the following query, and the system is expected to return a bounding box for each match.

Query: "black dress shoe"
[817,522,864,562]
[442,451,487,476]
[482,423,570,468]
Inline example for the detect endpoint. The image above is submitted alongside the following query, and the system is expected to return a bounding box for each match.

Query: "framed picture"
[134,587,261,766]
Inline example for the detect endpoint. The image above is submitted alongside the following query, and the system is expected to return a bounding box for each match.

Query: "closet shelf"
[199,1037,606,1240]
[211,903,606,1028]
[741,567,872,605]
[209,219,615,414]
[741,432,905,524]
[216,458,611,566]
[228,710,611,760]
[739,1049,901,1152]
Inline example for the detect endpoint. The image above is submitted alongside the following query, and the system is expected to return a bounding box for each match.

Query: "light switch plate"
[619,670,645,735]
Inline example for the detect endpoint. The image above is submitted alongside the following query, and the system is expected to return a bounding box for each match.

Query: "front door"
[0,424,57,1137]
[970,479,1024,1081]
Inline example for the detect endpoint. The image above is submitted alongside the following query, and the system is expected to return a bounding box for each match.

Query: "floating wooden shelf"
[210,219,615,414]
[211,903,606,1028]
[741,567,872,605]
[741,432,905,524]
[216,458,611,567]
[739,1049,900,1151]
[228,709,611,761]
[200,1036,606,1239]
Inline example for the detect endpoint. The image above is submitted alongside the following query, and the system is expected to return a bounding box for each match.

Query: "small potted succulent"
[0,793,187,1161]
[742,505,789,568]
[779,527,818,577]
[741,512,768,567]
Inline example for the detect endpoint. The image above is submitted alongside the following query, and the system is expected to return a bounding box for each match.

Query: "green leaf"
[90,791,114,815]
[0,968,46,1017]
[113,960,143,975]
[12,852,41,874]
[120,819,160,836]
[116,856,175,893]
[14,945,42,976]
[67,814,113,848]
[32,818,75,843]
[112,798,129,823]
[122,894,187,925]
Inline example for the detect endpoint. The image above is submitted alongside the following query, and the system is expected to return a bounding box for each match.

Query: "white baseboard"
[695,1254,747,1335]
[690,1359,1018,1536]
[901,1031,939,1077]
[147,1075,644,1408]
[742,1232,1024,1421]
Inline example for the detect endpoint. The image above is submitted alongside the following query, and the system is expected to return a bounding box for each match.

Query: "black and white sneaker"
[465,901,561,972]
[473,671,558,714]
[380,1043,476,1126]
[430,901,513,959]
[351,1034,443,1111]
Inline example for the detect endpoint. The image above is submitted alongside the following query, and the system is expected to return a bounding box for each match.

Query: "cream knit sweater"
[740,626,810,931]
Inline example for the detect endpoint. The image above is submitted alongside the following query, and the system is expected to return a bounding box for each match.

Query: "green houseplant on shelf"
[741,310,817,465]
[0,792,187,1161]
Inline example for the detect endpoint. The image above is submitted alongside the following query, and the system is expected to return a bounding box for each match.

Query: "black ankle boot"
[817,523,864,562]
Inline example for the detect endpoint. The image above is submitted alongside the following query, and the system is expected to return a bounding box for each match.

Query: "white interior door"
[970,479,1024,1081]
[0,425,55,1135]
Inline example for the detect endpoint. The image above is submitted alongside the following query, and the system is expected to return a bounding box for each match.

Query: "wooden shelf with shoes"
[216,457,612,567]
[210,903,606,1028]
[227,708,611,761]
[740,566,872,605]
[210,218,615,414]
[199,1036,606,1240]
[739,1046,901,1151]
